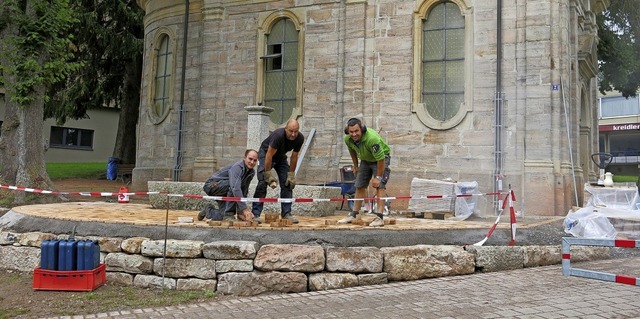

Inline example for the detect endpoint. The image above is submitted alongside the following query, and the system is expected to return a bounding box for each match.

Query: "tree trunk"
[0,91,53,203]
[0,15,53,203]
[113,54,142,165]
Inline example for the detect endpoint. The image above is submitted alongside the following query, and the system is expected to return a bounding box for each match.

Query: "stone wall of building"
[133,0,607,216]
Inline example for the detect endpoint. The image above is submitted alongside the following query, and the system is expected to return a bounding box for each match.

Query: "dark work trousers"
[251,152,292,217]
[203,179,235,218]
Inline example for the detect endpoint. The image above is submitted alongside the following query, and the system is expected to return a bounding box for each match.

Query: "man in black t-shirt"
[251,119,305,223]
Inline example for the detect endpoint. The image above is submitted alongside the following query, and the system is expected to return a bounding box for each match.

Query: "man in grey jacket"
[198,149,259,222]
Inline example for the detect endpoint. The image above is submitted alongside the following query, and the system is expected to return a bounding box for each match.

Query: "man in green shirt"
[339,118,391,227]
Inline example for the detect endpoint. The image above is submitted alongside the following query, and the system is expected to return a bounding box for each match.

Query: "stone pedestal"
[257,183,341,216]
[245,105,273,151]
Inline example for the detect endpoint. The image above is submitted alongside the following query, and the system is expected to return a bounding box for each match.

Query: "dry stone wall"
[0,230,610,296]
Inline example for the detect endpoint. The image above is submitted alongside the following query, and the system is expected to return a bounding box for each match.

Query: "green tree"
[0,0,81,200]
[46,0,144,164]
[597,0,640,97]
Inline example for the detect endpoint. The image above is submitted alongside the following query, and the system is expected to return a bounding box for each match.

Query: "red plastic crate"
[33,263,106,291]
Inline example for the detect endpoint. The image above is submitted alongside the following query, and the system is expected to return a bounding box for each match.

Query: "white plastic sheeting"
[408,178,487,220]
[564,184,640,239]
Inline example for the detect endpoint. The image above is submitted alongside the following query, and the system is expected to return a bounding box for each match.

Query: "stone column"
[245,105,274,151]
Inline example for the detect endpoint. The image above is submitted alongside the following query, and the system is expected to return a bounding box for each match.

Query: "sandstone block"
[142,239,203,258]
[202,241,258,260]
[325,247,383,273]
[216,259,253,273]
[0,231,18,245]
[133,274,176,290]
[105,252,154,274]
[177,278,217,291]
[217,271,307,296]
[571,246,610,262]
[523,245,561,267]
[254,244,324,272]
[153,258,216,279]
[308,273,358,291]
[0,246,40,272]
[18,232,56,247]
[85,236,123,253]
[382,245,474,281]
[106,272,134,286]
[357,273,388,286]
[121,237,149,254]
[468,246,524,272]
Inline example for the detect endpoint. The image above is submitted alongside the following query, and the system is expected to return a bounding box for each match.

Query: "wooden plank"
[422,212,453,220]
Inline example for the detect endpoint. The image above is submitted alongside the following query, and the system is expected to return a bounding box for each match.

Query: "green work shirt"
[344,129,390,162]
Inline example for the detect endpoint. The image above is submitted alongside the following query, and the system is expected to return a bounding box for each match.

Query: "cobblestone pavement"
[47,258,640,319]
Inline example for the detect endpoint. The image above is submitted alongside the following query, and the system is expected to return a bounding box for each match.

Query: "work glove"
[264,170,277,189]
[285,172,296,190]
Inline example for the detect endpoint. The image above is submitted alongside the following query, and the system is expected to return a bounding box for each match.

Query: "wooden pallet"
[402,211,453,220]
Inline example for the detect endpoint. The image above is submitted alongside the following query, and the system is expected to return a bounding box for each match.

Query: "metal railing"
[610,150,640,164]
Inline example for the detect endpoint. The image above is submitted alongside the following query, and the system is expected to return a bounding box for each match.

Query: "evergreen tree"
[0,0,81,200]
[46,0,144,164]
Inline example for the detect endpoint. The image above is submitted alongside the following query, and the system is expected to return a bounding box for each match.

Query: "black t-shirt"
[259,128,305,160]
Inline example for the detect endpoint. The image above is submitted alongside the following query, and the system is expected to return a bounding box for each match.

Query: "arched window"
[151,33,174,124]
[257,11,304,128]
[264,18,298,124]
[413,1,471,130]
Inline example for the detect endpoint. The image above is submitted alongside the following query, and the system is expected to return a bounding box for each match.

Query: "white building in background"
[0,89,119,163]
[598,92,640,177]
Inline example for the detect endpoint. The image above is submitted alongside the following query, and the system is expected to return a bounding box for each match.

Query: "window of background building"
[263,18,298,125]
[608,133,640,156]
[599,95,640,118]
[153,34,172,119]
[49,126,94,150]
[421,1,465,123]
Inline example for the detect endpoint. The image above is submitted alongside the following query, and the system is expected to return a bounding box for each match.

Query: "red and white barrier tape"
[1,183,504,203]
[508,190,517,246]
[0,184,160,197]
[473,190,517,246]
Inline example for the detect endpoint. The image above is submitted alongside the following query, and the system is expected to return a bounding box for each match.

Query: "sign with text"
[599,123,640,132]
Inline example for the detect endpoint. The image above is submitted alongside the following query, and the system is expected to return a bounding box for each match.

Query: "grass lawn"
[46,162,107,180]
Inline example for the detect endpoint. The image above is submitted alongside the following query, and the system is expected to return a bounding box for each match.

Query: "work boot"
[197,209,206,221]
[368,216,384,227]
[282,213,299,224]
[338,212,358,224]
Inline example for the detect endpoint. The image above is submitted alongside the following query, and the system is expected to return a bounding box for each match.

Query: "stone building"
[133,0,608,216]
